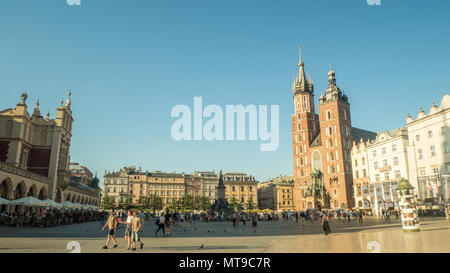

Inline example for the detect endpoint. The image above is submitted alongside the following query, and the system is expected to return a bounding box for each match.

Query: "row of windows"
[373,157,400,169]
[418,167,448,176]
[354,169,368,179]
[149,191,184,196]
[415,127,447,142]
[372,144,397,157]
[354,157,366,167]
[130,183,185,189]
[417,142,450,159]
[231,186,253,192]
[374,170,402,182]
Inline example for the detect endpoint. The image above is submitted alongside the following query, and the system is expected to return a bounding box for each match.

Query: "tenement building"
[291,48,376,211]
[257,175,294,211]
[405,95,450,207]
[351,128,410,213]
[223,172,258,209]
[127,170,185,208]
[0,92,92,212]
[103,166,135,204]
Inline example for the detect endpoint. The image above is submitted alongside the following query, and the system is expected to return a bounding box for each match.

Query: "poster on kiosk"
[397,179,420,232]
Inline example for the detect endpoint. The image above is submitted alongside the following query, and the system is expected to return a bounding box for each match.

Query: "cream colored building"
[103,166,134,204]
[405,95,450,206]
[351,129,410,212]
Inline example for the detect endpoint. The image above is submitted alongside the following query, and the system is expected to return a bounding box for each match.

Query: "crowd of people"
[0,209,103,228]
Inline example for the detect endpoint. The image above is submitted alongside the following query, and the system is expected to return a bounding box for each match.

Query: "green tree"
[230,197,240,210]
[199,197,212,211]
[246,198,255,210]
[137,196,150,210]
[169,199,178,210]
[183,194,194,210]
[149,195,163,211]
[101,196,113,209]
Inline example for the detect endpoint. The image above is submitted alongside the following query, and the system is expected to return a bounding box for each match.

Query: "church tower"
[291,47,320,210]
[317,66,355,209]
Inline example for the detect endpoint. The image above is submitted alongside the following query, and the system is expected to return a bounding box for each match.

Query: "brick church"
[291,47,376,211]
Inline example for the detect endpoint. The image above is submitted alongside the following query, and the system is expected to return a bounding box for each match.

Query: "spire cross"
[35,100,40,108]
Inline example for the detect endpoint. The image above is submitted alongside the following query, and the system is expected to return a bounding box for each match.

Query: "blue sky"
[0,0,449,187]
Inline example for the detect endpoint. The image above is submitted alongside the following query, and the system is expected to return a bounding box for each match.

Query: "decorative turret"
[32,100,42,118]
[323,65,343,103]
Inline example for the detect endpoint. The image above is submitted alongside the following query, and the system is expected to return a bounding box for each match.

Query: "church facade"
[291,48,376,211]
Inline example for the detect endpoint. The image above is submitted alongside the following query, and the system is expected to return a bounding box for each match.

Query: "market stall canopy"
[0,197,11,205]
[10,196,47,206]
[42,199,63,208]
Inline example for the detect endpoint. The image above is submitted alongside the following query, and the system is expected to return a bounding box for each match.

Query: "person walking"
[122,210,134,250]
[321,213,331,236]
[251,213,258,233]
[347,211,351,223]
[155,212,166,237]
[130,211,143,251]
[358,210,363,225]
[300,211,305,226]
[102,210,118,249]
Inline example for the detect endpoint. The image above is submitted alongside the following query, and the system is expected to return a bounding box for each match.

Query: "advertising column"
[397,178,420,232]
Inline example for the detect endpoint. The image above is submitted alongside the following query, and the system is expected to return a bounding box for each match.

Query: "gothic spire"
[297,45,306,85]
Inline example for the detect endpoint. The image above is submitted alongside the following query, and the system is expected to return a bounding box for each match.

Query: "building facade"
[352,128,410,212]
[0,92,99,211]
[103,166,134,204]
[223,172,258,209]
[257,175,294,211]
[405,95,450,207]
[291,48,376,211]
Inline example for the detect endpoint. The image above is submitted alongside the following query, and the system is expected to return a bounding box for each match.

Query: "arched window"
[330,152,335,160]
[300,157,304,165]
[329,127,333,136]
[329,139,333,148]
[327,111,331,120]
[299,145,303,153]
[298,123,301,131]
[331,165,336,174]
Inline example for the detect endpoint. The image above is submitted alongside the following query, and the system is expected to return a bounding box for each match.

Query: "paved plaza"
[0,217,449,253]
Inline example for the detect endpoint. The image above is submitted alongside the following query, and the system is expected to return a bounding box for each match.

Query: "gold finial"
[297,45,304,67]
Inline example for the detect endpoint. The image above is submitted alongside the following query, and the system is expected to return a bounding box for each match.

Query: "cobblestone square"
[0,217,449,253]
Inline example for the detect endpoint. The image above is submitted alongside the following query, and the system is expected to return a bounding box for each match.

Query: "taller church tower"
[291,47,320,210]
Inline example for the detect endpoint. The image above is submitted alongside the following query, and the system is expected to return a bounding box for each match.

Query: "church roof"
[352,127,377,143]
[310,132,322,147]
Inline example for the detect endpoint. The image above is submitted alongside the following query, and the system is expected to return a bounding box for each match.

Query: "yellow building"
[257,175,294,211]
[143,171,185,208]
[223,172,258,209]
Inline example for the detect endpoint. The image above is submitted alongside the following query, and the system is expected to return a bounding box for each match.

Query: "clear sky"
[0,0,449,187]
